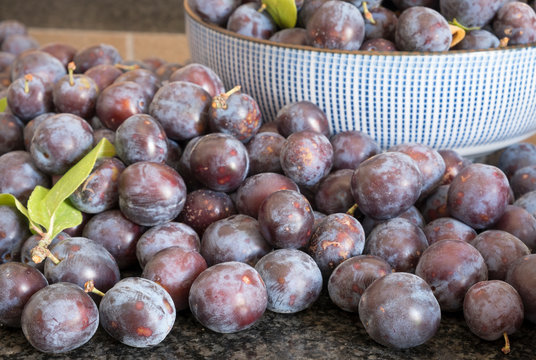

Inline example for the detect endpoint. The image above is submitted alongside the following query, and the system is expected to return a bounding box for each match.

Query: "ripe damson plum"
[307,213,365,278]
[419,184,450,222]
[30,112,94,175]
[306,1,366,50]
[470,230,530,281]
[96,81,149,131]
[200,214,271,266]
[330,130,380,170]
[72,43,123,73]
[21,282,99,354]
[2,33,37,56]
[280,130,333,187]
[361,205,425,236]
[314,169,355,215]
[149,81,211,141]
[463,280,524,343]
[389,143,445,198]
[506,254,536,324]
[69,157,125,214]
[209,88,262,143]
[0,20,27,43]
[415,239,488,312]
[447,163,510,229]
[440,0,511,28]
[298,0,331,27]
[22,112,55,150]
[422,217,476,245]
[114,114,168,165]
[493,2,536,45]
[227,3,278,40]
[497,142,536,179]
[188,261,267,333]
[246,131,286,175]
[509,164,536,198]
[189,133,249,192]
[0,112,24,155]
[176,188,237,235]
[44,237,121,302]
[364,6,398,41]
[176,136,203,189]
[136,222,200,269]
[0,205,31,263]
[438,149,472,186]
[360,38,397,51]
[142,247,207,311]
[10,50,66,84]
[84,63,123,91]
[275,100,330,138]
[118,161,187,226]
[234,172,299,218]
[99,277,176,348]
[0,150,50,205]
[113,68,160,101]
[358,272,441,349]
[269,28,308,45]
[0,262,48,327]
[82,209,146,270]
[452,29,501,50]
[395,6,451,51]
[188,0,241,27]
[351,151,423,220]
[257,189,314,249]
[492,204,536,250]
[169,62,225,98]
[364,217,428,273]
[39,42,77,68]
[165,138,182,170]
[255,249,323,313]
[7,74,53,122]
[53,63,99,119]
[328,255,392,313]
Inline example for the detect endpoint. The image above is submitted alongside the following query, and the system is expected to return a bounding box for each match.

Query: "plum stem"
[114,63,139,71]
[499,37,509,48]
[84,280,106,297]
[68,61,76,86]
[23,74,32,93]
[212,85,241,110]
[362,2,376,25]
[258,3,266,13]
[501,332,511,354]
[346,203,359,216]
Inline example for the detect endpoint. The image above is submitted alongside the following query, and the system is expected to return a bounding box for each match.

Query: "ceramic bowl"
[184,2,536,157]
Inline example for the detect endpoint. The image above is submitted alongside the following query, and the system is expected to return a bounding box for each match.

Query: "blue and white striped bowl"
[185,2,536,157]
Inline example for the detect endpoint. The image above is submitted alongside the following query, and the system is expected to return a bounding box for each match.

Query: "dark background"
[0,0,186,33]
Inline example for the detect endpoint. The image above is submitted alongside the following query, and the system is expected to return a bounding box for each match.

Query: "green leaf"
[43,138,115,220]
[27,186,82,240]
[0,193,31,221]
[262,0,297,29]
[0,97,7,112]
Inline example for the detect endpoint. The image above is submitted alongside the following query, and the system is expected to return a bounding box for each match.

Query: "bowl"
[184,2,536,157]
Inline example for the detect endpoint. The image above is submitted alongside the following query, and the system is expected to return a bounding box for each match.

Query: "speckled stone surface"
[0,0,185,33]
[1,290,534,359]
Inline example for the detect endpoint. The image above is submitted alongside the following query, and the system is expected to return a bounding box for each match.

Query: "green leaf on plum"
[27,186,82,240]
[42,137,115,222]
[261,0,297,29]
[0,97,7,112]
[0,193,31,222]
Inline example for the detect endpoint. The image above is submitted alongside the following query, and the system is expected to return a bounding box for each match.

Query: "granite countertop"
[1,290,535,360]
[1,27,534,360]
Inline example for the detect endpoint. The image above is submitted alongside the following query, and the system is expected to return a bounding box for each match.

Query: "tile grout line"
[125,33,134,60]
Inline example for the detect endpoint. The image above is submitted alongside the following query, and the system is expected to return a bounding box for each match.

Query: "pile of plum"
[189,0,536,51]
[0,18,535,355]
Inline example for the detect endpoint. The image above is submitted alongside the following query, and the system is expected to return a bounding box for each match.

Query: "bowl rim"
[184,0,536,57]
